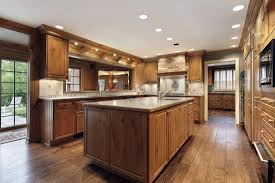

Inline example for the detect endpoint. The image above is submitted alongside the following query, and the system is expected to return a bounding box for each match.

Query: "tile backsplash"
[189,82,204,94]
[39,80,64,97]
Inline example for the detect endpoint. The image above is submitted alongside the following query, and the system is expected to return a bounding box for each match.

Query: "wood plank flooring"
[0,110,262,183]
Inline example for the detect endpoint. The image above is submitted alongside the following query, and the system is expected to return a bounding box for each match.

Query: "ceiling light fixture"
[166,37,173,41]
[127,58,130,60]
[55,25,64,30]
[155,28,162,32]
[157,53,161,56]
[144,56,148,58]
[189,48,195,51]
[74,42,78,46]
[231,45,237,48]
[176,51,180,53]
[233,5,245,12]
[232,24,241,29]
[139,14,148,20]
[113,53,117,57]
[95,48,99,51]
[232,36,239,40]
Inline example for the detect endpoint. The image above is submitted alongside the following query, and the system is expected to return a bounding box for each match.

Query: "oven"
[260,39,275,87]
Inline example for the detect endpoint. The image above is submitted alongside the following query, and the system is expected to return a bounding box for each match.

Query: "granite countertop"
[209,92,235,95]
[39,94,154,101]
[84,97,194,112]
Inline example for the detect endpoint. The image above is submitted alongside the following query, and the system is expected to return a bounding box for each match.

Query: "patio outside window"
[0,59,28,129]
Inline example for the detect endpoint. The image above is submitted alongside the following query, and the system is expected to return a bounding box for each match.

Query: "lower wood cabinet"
[192,96,204,123]
[53,101,75,140]
[75,111,84,133]
[85,100,194,183]
[208,93,235,110]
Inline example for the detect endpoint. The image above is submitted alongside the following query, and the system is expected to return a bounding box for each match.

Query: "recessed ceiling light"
[155,28,162,32]
[74,42,78,46]
[189,48,195,51]
[232,36,239,40]
[166,37,173,41]
[176,51,180,53]
[231,45,237,48]
[144,56,148,58]
[233,5,245,12]
[139,14,148,20]
[113,53,117,57]
[232,24,241,29]
[157,53,161,56]
[95,48,99,51]
[55,25,64,30]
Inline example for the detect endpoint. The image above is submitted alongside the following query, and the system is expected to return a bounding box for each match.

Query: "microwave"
[260,39,275,87]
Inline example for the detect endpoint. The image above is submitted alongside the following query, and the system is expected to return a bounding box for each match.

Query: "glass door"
[0,59,28,129]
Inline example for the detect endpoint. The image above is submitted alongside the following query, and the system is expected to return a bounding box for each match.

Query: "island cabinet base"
[84,101,194,183]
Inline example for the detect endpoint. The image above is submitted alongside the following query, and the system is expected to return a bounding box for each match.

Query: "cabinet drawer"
[55,101,74,110]
[261,128,275,149]
[262,111,275,128]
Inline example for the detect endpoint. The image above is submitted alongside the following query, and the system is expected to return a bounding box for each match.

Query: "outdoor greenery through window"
[1,59,28,128]
[214,69,235,91]
[66,68,80,92]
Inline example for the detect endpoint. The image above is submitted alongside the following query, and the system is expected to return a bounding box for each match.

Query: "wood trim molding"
[0,18,35,35]
[38,24,143,63]
[0,40,29,60]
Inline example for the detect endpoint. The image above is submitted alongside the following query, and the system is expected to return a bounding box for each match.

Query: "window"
[1,59,28,129]
[214,69,235,91]
[66,68,80,92]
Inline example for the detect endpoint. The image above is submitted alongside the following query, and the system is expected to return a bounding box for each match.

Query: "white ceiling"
[0,0,249,58]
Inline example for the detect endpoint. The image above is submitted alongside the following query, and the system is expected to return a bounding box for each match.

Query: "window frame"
[213,68,235,91]
[64,67,81,93]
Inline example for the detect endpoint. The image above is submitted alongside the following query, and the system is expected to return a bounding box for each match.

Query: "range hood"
[157,55,187,76]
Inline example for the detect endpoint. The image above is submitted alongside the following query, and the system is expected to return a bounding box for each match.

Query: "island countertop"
[84,96,194,112]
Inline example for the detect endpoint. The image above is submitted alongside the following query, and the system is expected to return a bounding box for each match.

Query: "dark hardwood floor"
[0,110,261,183]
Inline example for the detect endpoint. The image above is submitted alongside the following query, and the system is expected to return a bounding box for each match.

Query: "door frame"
[204,57,240,124]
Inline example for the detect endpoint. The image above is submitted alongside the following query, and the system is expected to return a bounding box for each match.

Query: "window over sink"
[65,68,81,92]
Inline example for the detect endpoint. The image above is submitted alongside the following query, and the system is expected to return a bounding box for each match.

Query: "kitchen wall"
[204,48,243,70]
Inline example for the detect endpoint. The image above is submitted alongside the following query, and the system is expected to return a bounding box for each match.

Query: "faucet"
[99,89,109,96]
[158,89,171,100]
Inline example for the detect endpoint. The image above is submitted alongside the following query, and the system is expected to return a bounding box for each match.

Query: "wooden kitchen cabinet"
[209,93,234,110]
[41,34,69,80]
[149,110,168,179]
[144,62,158,83]
[85,108,110,165]
[188,55,204,81]
[53,101,75,140]
[75,111,84,133]
[85,100,194,183]
[223,94,235,110]
[168,106,180,158]
[193,96,204,123]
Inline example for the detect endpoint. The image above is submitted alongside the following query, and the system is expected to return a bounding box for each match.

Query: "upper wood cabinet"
[188,53,204,81]
[144,62,158,83]
[41,34,69,80]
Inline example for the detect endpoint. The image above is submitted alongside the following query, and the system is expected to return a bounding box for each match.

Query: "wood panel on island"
[84,98,194,183]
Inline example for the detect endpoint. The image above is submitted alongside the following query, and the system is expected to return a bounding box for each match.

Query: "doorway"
[204,58,240,124]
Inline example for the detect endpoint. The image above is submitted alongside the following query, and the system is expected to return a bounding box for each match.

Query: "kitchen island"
[84,97,194,183]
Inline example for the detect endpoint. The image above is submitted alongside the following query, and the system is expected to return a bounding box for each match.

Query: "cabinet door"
[188,103,194,136]
[85,108,110,165]
[189,56,203,81]
[168,107,181,158]
[110,110,147,177]
[46,35,68,79]
[179,104,188,143]
[75,111,84,133]
[53,103,75,140]
[149,111,168,180]
[144,62,157,83]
